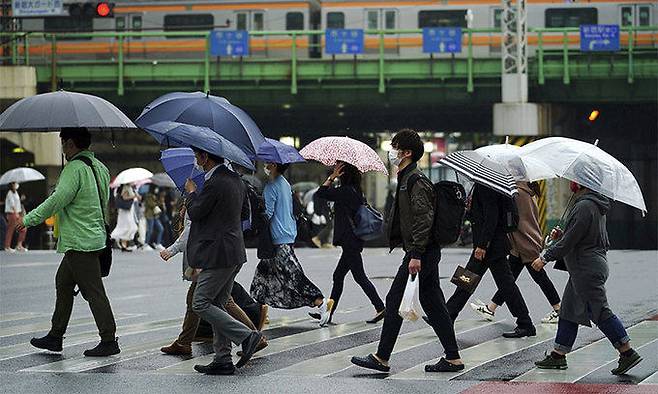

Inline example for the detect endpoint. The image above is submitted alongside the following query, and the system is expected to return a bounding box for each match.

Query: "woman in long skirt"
[250,162,333,327]
[111,184,138,251]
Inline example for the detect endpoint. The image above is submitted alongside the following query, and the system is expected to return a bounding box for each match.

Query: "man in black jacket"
[351,129,463,373]
[446,183,536,338]
[184,149,263,375]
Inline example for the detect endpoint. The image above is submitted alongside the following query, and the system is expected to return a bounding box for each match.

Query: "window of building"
[418,10,468,28]
[327,12,345,29]
[286,12,304,30]
[545,8,597,28]
[164,14,214,31]
[44,17,93,40]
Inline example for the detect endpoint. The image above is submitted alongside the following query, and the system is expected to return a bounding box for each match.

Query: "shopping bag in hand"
[398,274,421,321]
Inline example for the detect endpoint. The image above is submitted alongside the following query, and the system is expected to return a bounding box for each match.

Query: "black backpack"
[242,179,267,238]
[502,195,520,233]
[408,174,467,247]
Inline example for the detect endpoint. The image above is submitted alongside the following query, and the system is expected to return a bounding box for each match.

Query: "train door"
[235,10,265,31]
[363,8,399,54]
[620,4,654,48]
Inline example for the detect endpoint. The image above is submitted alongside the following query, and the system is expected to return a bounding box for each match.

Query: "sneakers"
[16,245,28,252]
[542,310,560,324]
[154,244,165,251]
[318,298,335,327]
[4,247,16,253]
[469,302,495,322]
[194,361,235,375]
[160,341,192,356]
[83,338,120,357]
[366,309,386,324]
[351,354,390,372]
[425,358,465,373]
[235,331,264,368]
[30,334,63,352]
[611,349,642,375]
[535,352,568,370]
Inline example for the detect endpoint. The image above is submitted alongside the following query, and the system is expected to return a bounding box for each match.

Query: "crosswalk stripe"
[156,320,381,374]
[0,312,49,323]
[269,319,498,378]
[389,323,558,381]
[0,313,143,338]
[640,371,658,385]
[513,321,658,383]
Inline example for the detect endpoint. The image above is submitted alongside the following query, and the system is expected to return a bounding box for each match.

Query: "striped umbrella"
[439,150,518,197]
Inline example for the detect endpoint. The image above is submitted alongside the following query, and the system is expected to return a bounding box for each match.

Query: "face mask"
[388,149,402,167]
[569,181,580,193]
[14,184,19,190]
[264,166,271,176]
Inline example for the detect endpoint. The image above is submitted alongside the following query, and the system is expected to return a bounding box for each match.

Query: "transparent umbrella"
[476,143,556,182]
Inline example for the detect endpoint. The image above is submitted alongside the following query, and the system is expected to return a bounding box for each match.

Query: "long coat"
[543,191,612,327]
[508,182,543,263]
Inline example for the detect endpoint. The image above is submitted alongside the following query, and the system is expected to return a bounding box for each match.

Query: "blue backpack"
[350,188,385,241]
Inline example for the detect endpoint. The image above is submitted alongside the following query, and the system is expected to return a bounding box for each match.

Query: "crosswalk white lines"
[269,319,497,378]
[0,313,142,338]
[640,371,658,385]
[389,323,558,381]
[514,321,658,383]
[0,312,49,323]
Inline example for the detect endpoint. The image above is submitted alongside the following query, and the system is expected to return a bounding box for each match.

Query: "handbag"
[349,188,384,241]
[398,274,421,321]
[450,265,481,293]
[74,156,112,277]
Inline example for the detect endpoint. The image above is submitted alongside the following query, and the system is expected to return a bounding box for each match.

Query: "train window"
[367,10,379,29]
[253,12,264,31]
[116,16,126,31]
[237,13,247,30]
[164,14,214,31]
[132,16,143,31]
[385,10,396,29]
[638,6,651,26]
[327,12,345,29]
[493,9,503,30]
[44,17,93,40]
[544,8,597,28]
[418,10,468,28]
[286,12,304,30]
[621,7,633,26]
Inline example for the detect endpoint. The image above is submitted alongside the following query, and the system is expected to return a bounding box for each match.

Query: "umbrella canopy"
[439,150,518,197]
[299,136,388,175]
[292,181,319,194]
[143,121,255,171]
[135,92,266,158]
[160,148,205,194]
[519,137,647,213]
[150,173,177,189]
[0,167,45,185]
[0,90,136,132]
[111,168,153,188]
[476,144,556,182]
[256,138,306,164]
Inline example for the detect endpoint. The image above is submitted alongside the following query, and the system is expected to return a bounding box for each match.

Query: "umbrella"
[0,167,45,185]
[242,174,263,192]
[143,121,255,171]
[476,144,556,182]
[0,90,136,132]
[299,136,388,175]
[160,148,206,194]
[111,168,153,188]
[256,138,306,164]
[439,150,518,197]
[150,173,177,189]
[135,92,266,158]
[293,181,319,194]
[519,137,647,213]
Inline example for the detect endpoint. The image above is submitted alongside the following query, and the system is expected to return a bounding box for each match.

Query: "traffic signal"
[588,110,600,122]
[68,2,114,18]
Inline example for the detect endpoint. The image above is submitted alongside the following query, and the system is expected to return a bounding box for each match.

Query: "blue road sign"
[210,30,249,57]
[422,27,462,54]
[580,25,620,52]
[325,29,364,55]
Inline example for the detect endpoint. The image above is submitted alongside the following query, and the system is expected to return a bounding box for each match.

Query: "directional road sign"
[422,27,462,54]
[210,30,249,57]
[12,0,63,16]
[580,25,620,52]
[325,29,364,55]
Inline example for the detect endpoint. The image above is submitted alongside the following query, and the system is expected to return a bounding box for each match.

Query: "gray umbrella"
[150,173,177,189]
[0,90,136,132]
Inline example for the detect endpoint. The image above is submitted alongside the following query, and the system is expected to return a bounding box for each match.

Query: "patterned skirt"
[250,244,324,309]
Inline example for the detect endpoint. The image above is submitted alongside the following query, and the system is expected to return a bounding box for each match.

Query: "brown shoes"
[160,341,192,356]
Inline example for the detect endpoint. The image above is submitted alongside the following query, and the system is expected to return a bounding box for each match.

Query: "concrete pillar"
[0,66,37,101]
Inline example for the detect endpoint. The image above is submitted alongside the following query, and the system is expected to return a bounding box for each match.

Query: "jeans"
[146,217,164,246]
[491,254,561,307]
[555,315,630,353]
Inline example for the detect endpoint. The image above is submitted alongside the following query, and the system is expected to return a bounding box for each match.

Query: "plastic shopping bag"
[398,274,421,321]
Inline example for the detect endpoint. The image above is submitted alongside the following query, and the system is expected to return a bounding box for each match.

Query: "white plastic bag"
[398,275,421,321]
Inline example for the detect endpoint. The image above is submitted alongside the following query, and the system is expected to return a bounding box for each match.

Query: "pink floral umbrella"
[300,136,388,175]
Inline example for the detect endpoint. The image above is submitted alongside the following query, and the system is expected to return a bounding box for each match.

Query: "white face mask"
[388,149,402,167]
[14,184,19,191]
[264,166,271,176]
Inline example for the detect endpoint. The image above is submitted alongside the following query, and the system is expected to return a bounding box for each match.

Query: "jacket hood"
[578,191,611,215]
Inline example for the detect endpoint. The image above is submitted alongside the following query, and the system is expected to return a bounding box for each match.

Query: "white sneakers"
[541,310,560,324]
[318,298,335,327]
[469,299,495,322]
[154,244,165,251]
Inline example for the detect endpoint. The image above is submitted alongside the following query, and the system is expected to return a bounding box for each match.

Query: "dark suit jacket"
[315,184,363,249]
[186,165,247,269]
[470,183,510,258]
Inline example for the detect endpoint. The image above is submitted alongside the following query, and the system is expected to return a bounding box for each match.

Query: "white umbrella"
[476,144,556,182]
[111,168,153,188]
[519,137,647,213]
[0,167,45,185]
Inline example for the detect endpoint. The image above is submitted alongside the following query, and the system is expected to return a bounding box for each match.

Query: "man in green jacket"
[17,128,120,357]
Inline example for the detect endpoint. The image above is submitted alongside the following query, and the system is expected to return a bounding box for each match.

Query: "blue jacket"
[264,175,297,245]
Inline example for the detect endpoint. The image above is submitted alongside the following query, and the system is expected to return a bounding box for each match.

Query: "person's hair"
[192,148,224,165]
[60,127,91,150]
[340,162,362,193]
[392,128,424,162]
[274,163,290,175]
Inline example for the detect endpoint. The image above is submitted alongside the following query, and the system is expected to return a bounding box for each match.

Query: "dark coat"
[543,191,612,327]
[470,183,511,259]
[186,166,247,269]
[315,184,363,249]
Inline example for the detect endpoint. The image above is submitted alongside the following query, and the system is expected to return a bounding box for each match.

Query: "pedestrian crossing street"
[1,311,657,386]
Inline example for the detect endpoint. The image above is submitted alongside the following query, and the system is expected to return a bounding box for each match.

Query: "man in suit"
[184,148,263,375]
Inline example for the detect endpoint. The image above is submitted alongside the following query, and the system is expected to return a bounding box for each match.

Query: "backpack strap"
[72,156,106,224]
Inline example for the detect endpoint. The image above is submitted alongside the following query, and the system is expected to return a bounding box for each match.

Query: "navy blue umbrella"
[144,121,255,171]
[160,148,206,194]
[256,138,306,164]
[136,92,266,158]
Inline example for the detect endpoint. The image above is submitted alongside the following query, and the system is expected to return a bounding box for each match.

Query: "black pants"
[446,246,534,330]
[329,245,385,318]
[491,254,561,307]
[231,281,262,327]
[377,248,460,361]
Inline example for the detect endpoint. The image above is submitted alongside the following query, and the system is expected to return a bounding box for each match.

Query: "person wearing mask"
[351,129,463,373]
[4,182,27,252]
[250,162,332,327]
[532,178,642,375]
[111,184,138,252]
[144,186,164,251]
[470,181,561,324]
[20,128,119,357]
[312,161,385,325]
